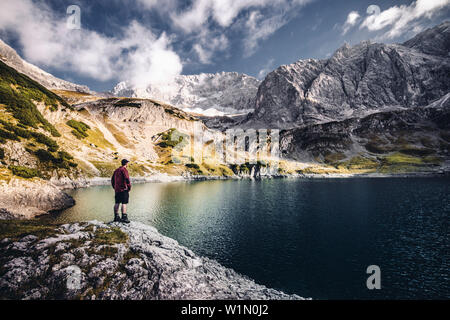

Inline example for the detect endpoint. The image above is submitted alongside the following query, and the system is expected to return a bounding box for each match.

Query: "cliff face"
[244,22,450,129]
[279,93,450,172]
[0,220,304,300]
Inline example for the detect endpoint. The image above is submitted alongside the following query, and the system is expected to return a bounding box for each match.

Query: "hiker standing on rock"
[111,159,131,223]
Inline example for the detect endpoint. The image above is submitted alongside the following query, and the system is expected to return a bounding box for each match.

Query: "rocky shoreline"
[0,220,305,300]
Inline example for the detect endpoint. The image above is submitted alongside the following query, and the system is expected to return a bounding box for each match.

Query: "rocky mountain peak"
[243,22,450,129]
[111,72,260,117]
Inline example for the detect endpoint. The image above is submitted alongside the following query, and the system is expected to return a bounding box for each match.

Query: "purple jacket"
[111,166,131,193]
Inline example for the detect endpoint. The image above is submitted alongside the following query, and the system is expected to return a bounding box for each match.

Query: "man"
[111,159,131,223]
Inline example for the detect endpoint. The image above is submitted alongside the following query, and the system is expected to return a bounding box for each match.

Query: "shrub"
[114,98,142,108]
[58,151,73,160]
[0,120,32,139]
[34,148,75,169]
[0,147,4,159]
[68,161,78,168]
[30,132,59,151]
[185,163,200,169]
[67,119,90,139]
[0,128,19,141]
[70,129,85,139]
[9,165,40,179]
[34,149,56,162]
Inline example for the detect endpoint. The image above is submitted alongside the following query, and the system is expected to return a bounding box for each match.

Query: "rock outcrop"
[0,178,74,219]
[0,220,304,300]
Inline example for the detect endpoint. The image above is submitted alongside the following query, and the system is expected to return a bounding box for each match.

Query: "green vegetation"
[8,165,40,179]
[185,163,200,169]
[33,148,77,169]
[377,152,433,173]
[114,98,142,108]
[95,246,119,257]
[92,227,128,245]
[229,162,254,174]
[163,106,194,120]
[0,119,32,139]
[382,152,424,165]
[324,152,346,164]
[85,128,115,150]
[0,61,65,136]
[337,156,379,171]
[0,119,60,153]
[0,128,19,141]
[0,220,58,241]
[30,131,59,152]
[398,145,435,157]
[156,128,189,149]
[0,147,4,160]
[67,119,90,139]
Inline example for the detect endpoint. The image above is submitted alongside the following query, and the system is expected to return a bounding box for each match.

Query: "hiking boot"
[121,214,130,224]
[114,214,121,222]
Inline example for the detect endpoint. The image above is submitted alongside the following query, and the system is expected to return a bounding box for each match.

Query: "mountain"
[279,93,449,173]
[0,39,91,93]
[111,72,260,116]
[244,21,450,129]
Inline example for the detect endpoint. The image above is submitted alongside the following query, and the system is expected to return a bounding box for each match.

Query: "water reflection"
[42,177,450,299]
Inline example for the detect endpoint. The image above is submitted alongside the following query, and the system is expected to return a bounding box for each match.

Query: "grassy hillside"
[0,61,78,180]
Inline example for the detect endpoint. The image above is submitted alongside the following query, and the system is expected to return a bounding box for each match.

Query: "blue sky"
[0,0,449,92]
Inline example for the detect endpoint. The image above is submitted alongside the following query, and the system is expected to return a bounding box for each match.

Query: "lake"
[40,177,450,299]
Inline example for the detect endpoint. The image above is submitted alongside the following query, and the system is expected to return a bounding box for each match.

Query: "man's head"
[121,159,129,167]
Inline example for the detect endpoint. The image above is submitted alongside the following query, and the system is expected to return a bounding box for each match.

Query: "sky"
[0,0,449,92]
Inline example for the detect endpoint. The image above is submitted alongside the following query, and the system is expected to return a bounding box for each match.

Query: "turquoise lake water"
[41,177,450,299]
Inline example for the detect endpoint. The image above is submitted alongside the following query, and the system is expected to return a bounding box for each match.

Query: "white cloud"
[360,0,450,38]
[171,0,279,33]
[342,11,360,34]
[193,32,229,64]
[169,0,312,58]
[244,11,288,57]
[0,0,182,88]
[257,58,275,79]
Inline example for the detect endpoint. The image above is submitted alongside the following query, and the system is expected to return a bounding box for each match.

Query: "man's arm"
[111,171,115,188]
[123,168,131,191]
